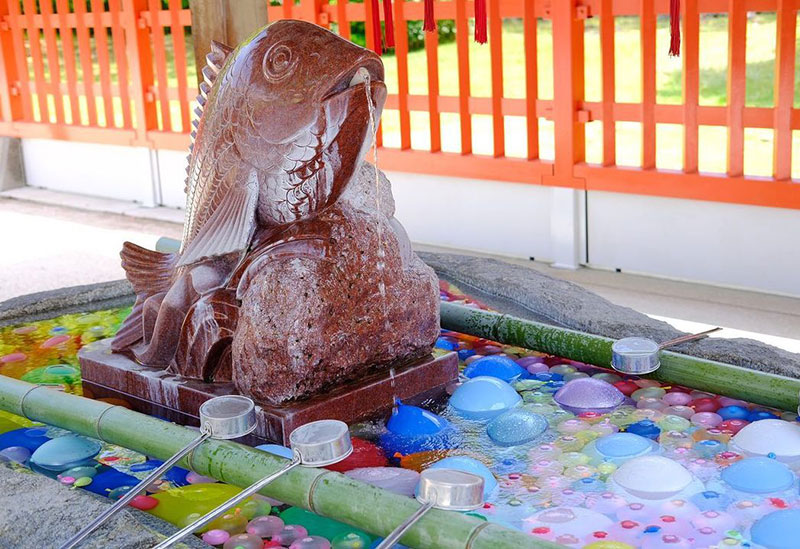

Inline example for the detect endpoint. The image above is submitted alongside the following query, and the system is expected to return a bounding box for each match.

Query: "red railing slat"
[488,0,504,158]
[394,0,411,150]
[773,0,795,180]
[455,0,472,154]
[640,0,655,169]
[524,0,539,160]
[73,0,97,126]
[726,0,746,177]
[40,0,65,124]
[22,0,50,123]
[91,0,115,126]
[425,22,441,152]
[600,0,615,166]
[682,0,700,173]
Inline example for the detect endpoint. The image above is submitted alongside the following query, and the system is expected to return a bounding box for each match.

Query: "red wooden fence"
[0,0,799,210]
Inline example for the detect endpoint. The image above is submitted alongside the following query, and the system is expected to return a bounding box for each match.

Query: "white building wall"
[17,138,800,297]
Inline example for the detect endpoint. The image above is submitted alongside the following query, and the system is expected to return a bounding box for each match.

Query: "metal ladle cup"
[60,395,257,549]
[152,419,353,549]
[375,469,484,549]
[611,327,722,375]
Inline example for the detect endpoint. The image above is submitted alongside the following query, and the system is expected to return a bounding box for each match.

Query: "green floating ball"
[21,364,80,386]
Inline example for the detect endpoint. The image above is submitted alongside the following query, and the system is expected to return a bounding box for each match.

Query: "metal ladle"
[60,395,257,549]
[152,418,353,549]
[611,327,722,375]
[375,469,484,549]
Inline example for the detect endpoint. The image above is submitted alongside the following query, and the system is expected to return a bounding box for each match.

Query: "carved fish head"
[219,20,386,226]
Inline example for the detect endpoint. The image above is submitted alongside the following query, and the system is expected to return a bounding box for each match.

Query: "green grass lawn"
[24,12,800,178]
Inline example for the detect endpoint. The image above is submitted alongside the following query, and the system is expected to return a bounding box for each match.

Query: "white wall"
[587,191,800,297]
[21,139,156,205]
[16,138,800,297]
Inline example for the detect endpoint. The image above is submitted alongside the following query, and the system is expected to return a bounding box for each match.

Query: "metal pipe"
[60,429,211,549]
[375,500,435,549]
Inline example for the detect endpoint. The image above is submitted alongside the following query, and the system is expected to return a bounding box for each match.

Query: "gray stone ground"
[422,252,800,378]
[0,461,205,548]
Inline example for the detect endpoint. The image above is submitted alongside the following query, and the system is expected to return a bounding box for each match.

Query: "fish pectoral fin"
[177,182,259,268]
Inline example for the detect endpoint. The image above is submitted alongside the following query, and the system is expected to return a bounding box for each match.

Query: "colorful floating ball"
[486,409,547,447]
[731,419,800,460]
[246,515,285,538]
[583,433,658,465]
[202,529,230,546]
[30,435,101,472]
[553,378,625,415]
[612,456,693,500]
[449,376,521,420]
[720,457,795,494]
[750,509,800,549]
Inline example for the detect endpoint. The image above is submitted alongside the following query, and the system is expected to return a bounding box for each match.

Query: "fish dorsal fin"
[185,40,234,193]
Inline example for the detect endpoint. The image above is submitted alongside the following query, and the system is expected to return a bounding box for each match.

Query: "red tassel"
[474,0,487,44]
[423,0,436,32]
[370,0,383,54]
[669,0,681,56]
[383,0,395,49]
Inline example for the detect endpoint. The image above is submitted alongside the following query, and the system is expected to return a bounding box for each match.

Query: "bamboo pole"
[0,376,559,549]
[440,302,800,412]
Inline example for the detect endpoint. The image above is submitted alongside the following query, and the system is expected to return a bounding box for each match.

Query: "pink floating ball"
[604,520,643,545]
[616,503,657,524]
[557,419,589,434]
[689,391,715,401]
[662,392,692,406]
[640,534,692,549]
[40,335,70,349]
[0,352,26,363]
[289,536,331,549]
[690,412,723,428]
[517,356,545,367]
[527,363,550,375]
[691,526,725,546]
[59,476,76,485]
[658,499,700,520]
[637,398,667,411]
[691,510,735,533]
[12,326,36,335]
[651,514,693,538]
[718,419,749,434]
[202,529,230,546]
[584,492,628,515]
[186,471,216,484]
[222,533,263,549]
[475,345,502,355]
[664,406,695,419]
[272,525,309,546]
[717,397,749,408]
[246,515,285,538]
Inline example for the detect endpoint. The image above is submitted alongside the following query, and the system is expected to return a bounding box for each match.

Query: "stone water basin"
[0,282,799,548]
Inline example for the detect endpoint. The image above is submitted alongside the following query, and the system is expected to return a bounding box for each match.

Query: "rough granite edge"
[2,252,799,378]
[420,252,800,379]
[0,461,206,548]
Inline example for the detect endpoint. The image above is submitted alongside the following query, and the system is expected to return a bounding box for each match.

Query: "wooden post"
[189,0,268,85]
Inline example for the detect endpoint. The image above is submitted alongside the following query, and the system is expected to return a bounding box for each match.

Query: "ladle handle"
[152,456,302,549]
[59,430,211,549]
[375,499,436,549]
[658,327,722,350]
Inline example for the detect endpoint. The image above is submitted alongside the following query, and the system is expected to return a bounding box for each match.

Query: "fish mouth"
[322,58,385,101]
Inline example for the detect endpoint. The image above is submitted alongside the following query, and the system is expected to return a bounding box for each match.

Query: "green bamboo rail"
[0,376,559,549]
[441,301,800,412]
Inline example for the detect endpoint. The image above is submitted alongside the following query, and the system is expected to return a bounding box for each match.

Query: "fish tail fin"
[111,242,177,351]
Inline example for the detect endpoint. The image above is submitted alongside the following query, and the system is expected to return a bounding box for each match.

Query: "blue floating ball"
[690,490,732,511]
[625,420,661,440]
[717,405,750,421]
[255,444,294,459]
[486,409,547,447]
[130,459,163,472]
[380,402,458,455]
[531,372,563,382]
[428,456,497,498]
[387,401,449,436]
[494,457,525,475]
[457,349,476,361]
[84,469,140,497]
[30,435,101,472]
[694,439,726,458]
[584,432,657,465]
[0,427,50,452]
[721,456,795,494]
[748,410,780,422]
[751,509,800,549]
[463,356,527,383]
[164,466,191,486]
[572,476,606,493]
[435,337,458,351]
[449,376,522,420]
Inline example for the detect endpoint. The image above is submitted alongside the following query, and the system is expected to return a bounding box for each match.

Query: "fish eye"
[263,43,297,83]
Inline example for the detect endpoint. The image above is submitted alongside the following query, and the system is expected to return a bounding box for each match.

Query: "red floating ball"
[325,437,387,473]
[613,381,639,396]
[691,398,720,413]
[718,419,749,434]
[129,495,158,510]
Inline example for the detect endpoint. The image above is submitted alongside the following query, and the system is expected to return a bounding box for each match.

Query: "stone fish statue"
[112,20,439,404]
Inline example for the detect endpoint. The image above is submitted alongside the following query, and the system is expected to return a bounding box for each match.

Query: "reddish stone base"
[79,339,458,445]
